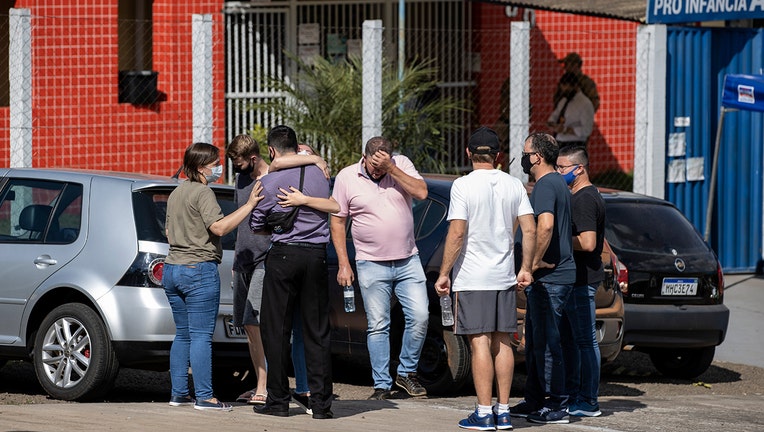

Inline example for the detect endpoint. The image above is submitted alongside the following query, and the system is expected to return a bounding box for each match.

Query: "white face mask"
[205,165,223,183]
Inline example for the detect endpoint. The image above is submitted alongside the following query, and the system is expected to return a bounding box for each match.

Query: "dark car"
[326,176,625,394]
[601,190,729,379]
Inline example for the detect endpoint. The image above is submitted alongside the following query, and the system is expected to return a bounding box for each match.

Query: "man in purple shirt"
[249,125,337,420]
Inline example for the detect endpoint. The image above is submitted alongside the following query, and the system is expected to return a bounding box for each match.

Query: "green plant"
[250,52,467,173]
[247,124,270,159]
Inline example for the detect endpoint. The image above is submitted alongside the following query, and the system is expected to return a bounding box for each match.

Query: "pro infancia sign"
[647,0,764,23]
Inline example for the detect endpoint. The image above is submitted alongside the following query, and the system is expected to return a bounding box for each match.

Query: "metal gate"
[223,0,474,171]
[224,5,289,144]
[665,26,764,272]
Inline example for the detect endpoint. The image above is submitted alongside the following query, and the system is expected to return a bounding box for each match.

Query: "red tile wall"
[0,0,226,178]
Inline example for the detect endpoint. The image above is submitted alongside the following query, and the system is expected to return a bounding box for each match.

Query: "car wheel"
[33,303,119,401]
[416,317,471,395]
[649,346,715,379]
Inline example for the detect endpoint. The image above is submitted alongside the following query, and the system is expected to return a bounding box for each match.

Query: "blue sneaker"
[569,400,602,417]
[494,411,513,430]
[527,407,569,424]
[458,409,496,431]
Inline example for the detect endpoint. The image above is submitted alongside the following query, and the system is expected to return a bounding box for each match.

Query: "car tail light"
[117,252,166,288]
[148,258,165,286]
[616,257,629,295]
[715,261,724,300]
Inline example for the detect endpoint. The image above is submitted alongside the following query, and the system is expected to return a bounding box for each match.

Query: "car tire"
[416,317,471,395]
[649,346,715,379]
[32,303,119,401]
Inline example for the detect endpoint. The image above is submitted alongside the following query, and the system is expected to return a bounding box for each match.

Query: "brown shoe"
[395,374,427,397]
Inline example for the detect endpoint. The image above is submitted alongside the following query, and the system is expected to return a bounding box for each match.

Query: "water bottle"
[440,295,454,326]
[343,285,356,313]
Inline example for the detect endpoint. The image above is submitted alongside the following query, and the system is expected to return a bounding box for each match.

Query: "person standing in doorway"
[547,72,595,148]
[553,52,600,112]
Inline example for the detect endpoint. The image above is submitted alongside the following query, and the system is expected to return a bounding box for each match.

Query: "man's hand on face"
[369,150,394,174]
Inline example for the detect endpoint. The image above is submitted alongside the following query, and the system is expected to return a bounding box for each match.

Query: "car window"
[604,202,709,253]
[132,187,237,250]
[0,179,83,244]
[413,197,447,240]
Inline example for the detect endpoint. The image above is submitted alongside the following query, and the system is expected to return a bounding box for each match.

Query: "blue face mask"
[562,168,578,185]
[206,165,223,183]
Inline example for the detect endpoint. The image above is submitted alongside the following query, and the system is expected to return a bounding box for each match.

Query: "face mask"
[521,154,533,175]
[232,157,256,174]
[233,164,253,174]
[206,165,223,183]
[562,168,578,185]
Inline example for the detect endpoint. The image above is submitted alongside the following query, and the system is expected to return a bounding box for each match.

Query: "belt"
[273,241,326,249]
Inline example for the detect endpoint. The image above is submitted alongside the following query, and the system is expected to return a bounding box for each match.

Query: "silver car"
[0,168,247,401]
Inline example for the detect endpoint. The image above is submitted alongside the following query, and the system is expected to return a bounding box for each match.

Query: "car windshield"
[604,201,709,254]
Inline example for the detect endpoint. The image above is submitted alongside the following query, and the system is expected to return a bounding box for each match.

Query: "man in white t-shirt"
[435,126,536,431]
[331,136,430,400]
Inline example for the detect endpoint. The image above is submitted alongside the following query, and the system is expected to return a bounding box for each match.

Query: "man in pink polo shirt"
[330,136,430,400]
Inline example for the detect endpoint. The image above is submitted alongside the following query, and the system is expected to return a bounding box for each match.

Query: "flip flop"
[236,389,255,403]
[248,393,267,405]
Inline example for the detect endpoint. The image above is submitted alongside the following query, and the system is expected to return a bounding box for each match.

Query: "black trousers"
[260,243,333,413]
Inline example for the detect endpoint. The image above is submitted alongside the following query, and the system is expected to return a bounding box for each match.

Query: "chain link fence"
[1,5,641,190]
[1,9,225,177]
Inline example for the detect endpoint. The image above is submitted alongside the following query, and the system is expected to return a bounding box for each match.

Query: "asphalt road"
[713,274,764,368]
[0,274,761,432]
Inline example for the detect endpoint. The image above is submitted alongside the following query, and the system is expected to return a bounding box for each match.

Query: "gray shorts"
[232,268,264,327]
[454,288,518,335]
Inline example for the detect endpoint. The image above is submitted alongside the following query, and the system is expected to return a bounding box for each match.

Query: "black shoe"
[312,409,334,419]
[509,399,538,418]
[527,407,569,424]
[253,402,289,417]
[395,373,427,397]
[367,388,393,400]
[290,391,312,415]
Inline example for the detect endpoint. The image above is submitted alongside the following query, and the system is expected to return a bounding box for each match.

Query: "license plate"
[661,278,698,296]
[223,315,247,338]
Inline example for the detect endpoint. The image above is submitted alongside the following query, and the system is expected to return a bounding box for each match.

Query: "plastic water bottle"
[440,295,454,326]
[343,285,356,313]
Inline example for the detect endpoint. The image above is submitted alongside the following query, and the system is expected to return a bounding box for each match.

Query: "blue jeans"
[524,281,572,410]
[356,255,429,390]
[561,283,600,405]
[163,261,220,401]
[291,305,309,394]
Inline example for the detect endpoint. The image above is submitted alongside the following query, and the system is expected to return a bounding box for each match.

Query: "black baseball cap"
[468,127,500,154]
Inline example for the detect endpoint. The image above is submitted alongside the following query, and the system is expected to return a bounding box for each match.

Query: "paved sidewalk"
[0,394,763,432]
[715,273,764,368]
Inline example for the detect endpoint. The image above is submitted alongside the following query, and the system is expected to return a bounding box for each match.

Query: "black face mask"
[521,154,533,175]
[233,164,254,175]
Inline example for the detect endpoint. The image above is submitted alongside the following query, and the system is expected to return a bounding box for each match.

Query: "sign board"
[647,0,764,24]
[722,74,764,113]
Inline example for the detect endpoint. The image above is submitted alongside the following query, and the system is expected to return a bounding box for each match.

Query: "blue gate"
[665,27,764,273]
